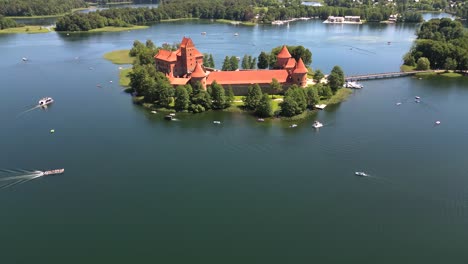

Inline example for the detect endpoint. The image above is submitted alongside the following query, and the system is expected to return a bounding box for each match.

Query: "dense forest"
[403,18,468,71]
[0,0,86,16]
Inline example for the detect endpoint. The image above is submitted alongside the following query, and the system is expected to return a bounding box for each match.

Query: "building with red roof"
[154,38,309,95]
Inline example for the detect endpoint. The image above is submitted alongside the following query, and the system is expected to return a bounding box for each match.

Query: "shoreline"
[0,25,52,34]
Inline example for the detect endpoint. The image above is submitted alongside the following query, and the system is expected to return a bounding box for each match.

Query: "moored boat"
[355,171,368,177]
[164,115,173,121]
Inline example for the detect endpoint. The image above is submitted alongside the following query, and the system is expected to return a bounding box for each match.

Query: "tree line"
[0,0,86,16]
[402,18,468,71]
[0,16,18,29]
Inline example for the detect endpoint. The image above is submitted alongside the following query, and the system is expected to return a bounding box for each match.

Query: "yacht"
[43,168,65,176]
[355,171,368,177]
[38,97,54,106]
[345,81,363,89]
[312,121,323,128]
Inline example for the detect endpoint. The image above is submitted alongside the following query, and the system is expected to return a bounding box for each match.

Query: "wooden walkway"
[345,70,442,81]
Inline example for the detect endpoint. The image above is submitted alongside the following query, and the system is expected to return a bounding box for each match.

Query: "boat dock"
[345,70,443,81]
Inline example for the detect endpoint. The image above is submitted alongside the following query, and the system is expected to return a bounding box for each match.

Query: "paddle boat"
[38,97,54,106]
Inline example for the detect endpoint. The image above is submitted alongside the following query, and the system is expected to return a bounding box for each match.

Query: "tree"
[222,56,231,71]
[241,55,250,69]
[129,40,146,57]
[416,57,430,70]
[209,54,215,68]
[313,69,324,83]
[305,86,319,108]
[327,66,345,93]
[225,86,235,107]
[280,85,307,117]
[444,57,457,71]
[403,52,416,66]
[174,85,190,111]
[316,83,333,99]
[257,51,269,69]
[243,84,263,110]
[210,81,226,109]
[230,56,239,70]
[269,78,283,96]
[255,93,273,117]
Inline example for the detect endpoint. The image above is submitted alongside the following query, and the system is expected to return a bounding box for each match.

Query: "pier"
[345,70,443,81]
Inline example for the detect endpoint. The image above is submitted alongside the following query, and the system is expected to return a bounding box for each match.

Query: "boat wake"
[16,105,42,117]
[0,170,44,189]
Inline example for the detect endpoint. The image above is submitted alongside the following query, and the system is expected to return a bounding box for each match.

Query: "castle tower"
[190,62,207,90]
[291,58,308,87]
[276,45,292,69]
[180,37,198,74]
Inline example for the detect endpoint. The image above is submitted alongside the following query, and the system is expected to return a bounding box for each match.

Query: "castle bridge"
[345,70,444,81]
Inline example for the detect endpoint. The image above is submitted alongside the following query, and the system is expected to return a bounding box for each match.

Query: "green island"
[401,18,467,78]
[105,38,350,120]
[0,25,51,34]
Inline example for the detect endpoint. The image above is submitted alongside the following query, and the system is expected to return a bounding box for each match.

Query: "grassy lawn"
[400,65,416,72]
[87,25,148,32]
[0,26,50,34]
[321,88,353,105]
[119,68,132,87]
[103,49,133,64]
[214,19,256,26]
[414,72,437,77]
[440,72,463,78]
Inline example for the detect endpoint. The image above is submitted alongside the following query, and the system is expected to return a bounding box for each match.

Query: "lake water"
[1,14,468,263]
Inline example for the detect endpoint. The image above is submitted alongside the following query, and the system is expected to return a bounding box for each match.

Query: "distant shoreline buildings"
[323,16,362,24]
[154,37,308,95]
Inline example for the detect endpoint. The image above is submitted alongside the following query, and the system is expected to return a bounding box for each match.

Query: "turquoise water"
[0,16,467,263]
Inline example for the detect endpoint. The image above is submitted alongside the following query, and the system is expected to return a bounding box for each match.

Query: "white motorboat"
[22,57,28,62]
[435,121,441,125]
[38,97,54,106]
[312,121,323,128]
[290,124,298,128]
[43,168,65,176]
[415,96,420,99]
[396,102,402,106]
[355,171,368,177]
[213,121,221,124]
[257,118,265,122]
[151,111,157,114]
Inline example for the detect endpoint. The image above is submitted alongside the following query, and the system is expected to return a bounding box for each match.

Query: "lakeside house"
[154,37,308,95]
[323,16,362,24]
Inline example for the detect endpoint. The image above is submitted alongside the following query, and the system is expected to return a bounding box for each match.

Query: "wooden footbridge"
[345,70,443,81]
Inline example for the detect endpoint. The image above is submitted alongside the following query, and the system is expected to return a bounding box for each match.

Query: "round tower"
[291,58,308,87]
[276,45,292,69]
[190,62,207,90]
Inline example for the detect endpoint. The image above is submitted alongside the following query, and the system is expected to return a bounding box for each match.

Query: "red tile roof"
[154,49,177,62]
[191,62,206,78]
[207,70,289,85]
[293,58,308,74]
[169,77,190,86]
[277,46,292,59]
[285,57,296,68]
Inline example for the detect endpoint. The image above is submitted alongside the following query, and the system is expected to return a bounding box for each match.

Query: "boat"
[355,171,368,177]
[312,121,323,128]
[415,96,420,99]
[435,121,441,125]
[43,168,65,176]
[164,115,173,121]
[345,81,363,89]
[38,97,54,106]
[22,57,28,62]
[169,113,176,116]
[257,118,265,122]
[314,104,327,110]
[234,33,239,36]
[415,100,420,103]
[396,102,402,106]
[213,121,221,124]
[290,124,298,128]
[201,32,206,35]
[151,111,157,114]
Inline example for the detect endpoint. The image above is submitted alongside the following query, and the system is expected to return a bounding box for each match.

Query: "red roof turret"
[191,62,206,78]
[293,58,308,74]
[277,45,292,59]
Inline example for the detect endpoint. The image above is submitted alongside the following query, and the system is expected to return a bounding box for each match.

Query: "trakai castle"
[154,37,308,94]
